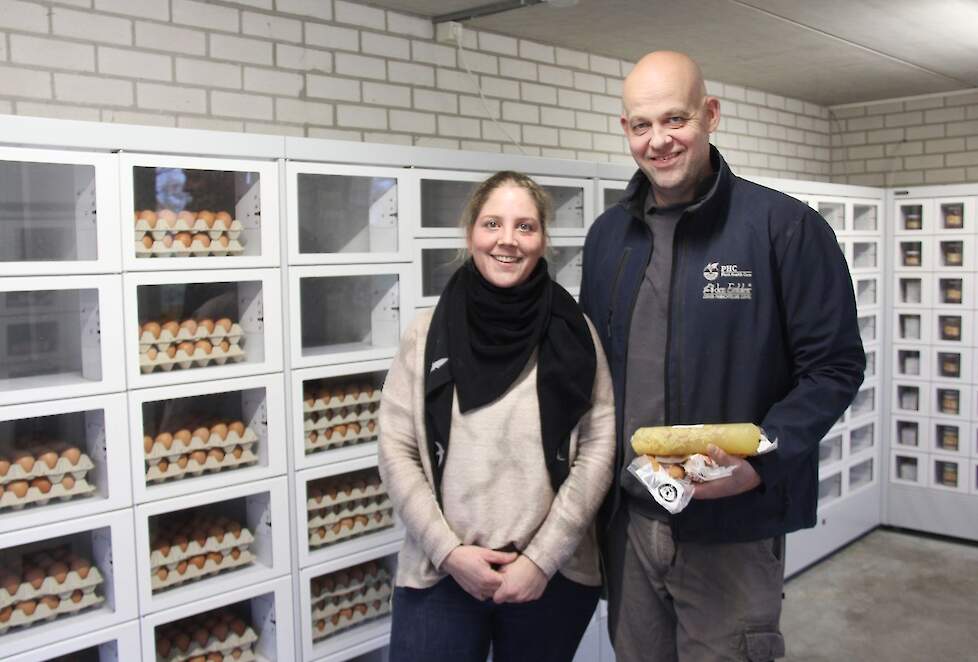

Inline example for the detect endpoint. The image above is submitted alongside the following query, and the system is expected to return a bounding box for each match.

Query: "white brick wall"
[0,0,832,179]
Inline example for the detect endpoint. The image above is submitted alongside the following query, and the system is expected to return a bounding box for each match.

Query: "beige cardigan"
[378,309,615,589]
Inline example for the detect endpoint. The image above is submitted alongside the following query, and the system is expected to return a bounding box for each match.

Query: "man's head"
[621,51,720,207]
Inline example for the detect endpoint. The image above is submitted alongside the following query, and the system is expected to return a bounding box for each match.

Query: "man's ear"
[620,114,630,135]
[704,96,721,133]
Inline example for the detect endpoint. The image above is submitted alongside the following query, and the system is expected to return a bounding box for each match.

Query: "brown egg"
[176,561,188,575]
[194,339,213,354]
[172,429,191,447]
[69,589,83,603]
[176,455,189,469]
[8,480,28,499]
[156,432,174,450]
[216,235,230,248]
[141,323,162,344]
[207,651,223,662]
[191,450,207,465]
[219,339,231,353]
[0,606,11,623]
[175,632,191,653]
[30,477,52,494]
[162,320,180,336]
[231,649,244,660]
[145,346,159,361]
[177,210,196,224]
[216,318,233,332]
[17,600,37,616]
[211,423,228,440]
[191,232,211,248]
[174,231,192,247]
[137,209,156,222]
[192,530,207,547]
[354,514,368,526]
[156,567,168,581]
[231,618,247,636]
[157,458,169,473]
[228,421,245,436]
[227,521,242,537]
[207,551,222,564]
[229,547,241,560]
[158,209,177,227]
[180,319,198,335]
[1,572,19,594]
[177,340,195,355]
[61,446,82,465]
[165,345,178,359]
[334,424,347,437]
[367,420,377,433]
[307,431,317,445]
[354,603,368,615]
[192,625,209,646]
[198,318,215,335]
[215,211,232,224]
[207,448,225,463]
[24,567,45,589]
[161,234,174,248]
[212,621,229,641]
[0,457,9,477]
[197,210,215,227]
[38,450,59,469]
[140,234,154,249]
[174,534,189,551]
[156,637,172,657]
[40,594,59,610]
[14,452,35,474]
[70,558,91,579]
[350,422,361,434]
[231,446,243,459]
[61,475,76,490]
[191,426,209,442]
[329,613,341,625]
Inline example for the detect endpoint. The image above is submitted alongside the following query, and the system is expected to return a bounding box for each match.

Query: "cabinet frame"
[2,620,142,662]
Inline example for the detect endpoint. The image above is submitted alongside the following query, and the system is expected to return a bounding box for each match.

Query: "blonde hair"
[460,171,552,245]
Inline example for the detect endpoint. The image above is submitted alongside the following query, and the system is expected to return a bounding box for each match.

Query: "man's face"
[621,80,719,207]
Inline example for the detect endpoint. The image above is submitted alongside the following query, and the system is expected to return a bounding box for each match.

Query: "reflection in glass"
[297,174,398,254]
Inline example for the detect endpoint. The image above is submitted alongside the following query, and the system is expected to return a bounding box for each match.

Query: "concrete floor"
[781,527,978,661]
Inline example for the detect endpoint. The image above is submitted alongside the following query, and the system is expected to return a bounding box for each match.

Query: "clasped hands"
[441,545,546,604]
[690,443,762,499]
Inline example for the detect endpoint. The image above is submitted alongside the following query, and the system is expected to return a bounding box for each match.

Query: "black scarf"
[423,258,596,504]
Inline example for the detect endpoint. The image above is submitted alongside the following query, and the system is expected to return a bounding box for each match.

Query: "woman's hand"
[492,555,548,604]
[441,545,517,601]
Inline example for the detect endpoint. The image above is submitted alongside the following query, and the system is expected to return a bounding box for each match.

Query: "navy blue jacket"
[580,147,865,543]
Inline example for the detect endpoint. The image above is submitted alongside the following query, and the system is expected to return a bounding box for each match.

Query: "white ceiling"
[367,0,978,106]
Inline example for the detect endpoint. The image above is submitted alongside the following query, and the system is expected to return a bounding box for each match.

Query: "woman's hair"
[460,170,553,243]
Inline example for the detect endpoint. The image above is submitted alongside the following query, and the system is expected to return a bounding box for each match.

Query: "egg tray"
[0,477,96,511]
[139,345,246,374]
[304,427,378,454]
[303,405,378,432]
[156,626,257,662]
[161,648,256,662]
[151,548,256,592]
[136,238,246,258]
[134,217,243,238]
[0,453,94,485]
[151,528,254,569]
[139,324,245,352]
[0,567,102,609]
[312,599,391,642]
[308,509,395,548]
[303,390,381,415]
[308,495,392,529]
[306,480,386,512]
[145,447,258,483]
[146,428,257,461]
[312,581,392,616]
[0,590,104,633]
[312,566,391,601]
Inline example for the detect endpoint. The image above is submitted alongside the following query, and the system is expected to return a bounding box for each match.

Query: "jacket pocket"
[744,631,786,661]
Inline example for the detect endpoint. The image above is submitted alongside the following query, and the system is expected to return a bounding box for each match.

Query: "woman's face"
[467,184,546,289]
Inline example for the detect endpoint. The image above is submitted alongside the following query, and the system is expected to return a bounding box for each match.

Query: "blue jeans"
[389,571,600,662]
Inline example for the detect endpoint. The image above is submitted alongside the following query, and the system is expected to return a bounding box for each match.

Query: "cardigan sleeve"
[522,317,616,578]
[377,313,462,571]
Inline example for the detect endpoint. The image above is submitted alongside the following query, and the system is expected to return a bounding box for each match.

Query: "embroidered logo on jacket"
[702,261,753,300]
[703,262,719,281]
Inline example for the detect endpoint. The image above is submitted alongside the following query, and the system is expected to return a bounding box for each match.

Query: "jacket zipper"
[606,247,632,339]
[665,229,687,423]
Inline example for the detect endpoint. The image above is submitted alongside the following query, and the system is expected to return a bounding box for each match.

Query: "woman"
[378,171,615,662]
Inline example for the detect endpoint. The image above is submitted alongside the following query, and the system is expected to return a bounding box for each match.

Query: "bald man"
[579,52,865,661]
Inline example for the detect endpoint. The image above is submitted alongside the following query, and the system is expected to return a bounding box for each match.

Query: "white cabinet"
[120,153,281,271]
[2,620,142,662]
[0,146,121,277]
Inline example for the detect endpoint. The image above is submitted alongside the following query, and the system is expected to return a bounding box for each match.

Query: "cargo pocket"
[744,631,785,661]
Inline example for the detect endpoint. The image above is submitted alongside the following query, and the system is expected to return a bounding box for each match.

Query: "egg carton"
[135,238,246,258]
[0,567,102,609]
[303,390,381,415]
[159,646,256,662]
[150,528,254,568]
[0,590,104,633]
[151,548,256,592]
[134,217,242,237]
[156,626,257,662]
[303,406,378,432]
[312,600,391,642]
[306,480,386,511]
[304,427,378,454]
[139,344,246,374]
[308,509,395,548]
[312,581,392,616]
[312,567,391,601]
[139,324,244,352]
[308,495,392,528]
[145,447,258,483]
[0,453,93,485]
[146,428,257,460]
[0,476,96,512]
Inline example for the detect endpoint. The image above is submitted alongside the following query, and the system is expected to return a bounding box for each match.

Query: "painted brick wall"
[830,90,978,187]
[0,0,831,180]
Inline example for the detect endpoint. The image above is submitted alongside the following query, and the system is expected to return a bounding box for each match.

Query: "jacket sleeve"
[377,316,462,570]
[522,318,616,577]
[749,209,866,489]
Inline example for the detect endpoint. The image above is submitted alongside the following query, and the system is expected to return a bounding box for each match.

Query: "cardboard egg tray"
[145,447,258,483]
[312,582,392,617]
[151,548,256,592]
[0,590,104,633]
[305,426,378,454]
[139,324,244,352]
[0,477,96,511]
[308,509,395,548]
[312,599,391,642]
[307,495,392,529]
[0,567,103,609]
[139,344,246,373]
[306,477,385,512]
[156,627,258,662]
[134,217,243,239]
[311,567,390,602]
[150,528,254,569]
[136,238,245,258]
[0,453,94,485]
[146,428,257,460]
[303,405,378,432]
[303,390,381,415]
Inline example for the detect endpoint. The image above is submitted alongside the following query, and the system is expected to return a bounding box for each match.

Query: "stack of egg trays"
[0,551,104,633]
[144,424,259,483]
[150,525,255,593]
[310,559,392,641]
[0,448,96,510]
[139,322,246,373]
[134,212,245,258]
[306,469,394,548]
[154,607,259,662]
[303,385,380,454]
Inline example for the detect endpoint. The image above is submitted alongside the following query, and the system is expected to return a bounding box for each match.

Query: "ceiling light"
[433,0,578,24]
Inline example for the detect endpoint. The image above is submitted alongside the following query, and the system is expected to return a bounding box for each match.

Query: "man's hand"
[492,555,548,604]
[441,545,517,601]
[691,444,761,499]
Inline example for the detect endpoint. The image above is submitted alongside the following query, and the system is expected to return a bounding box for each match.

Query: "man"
[579,51,865,661]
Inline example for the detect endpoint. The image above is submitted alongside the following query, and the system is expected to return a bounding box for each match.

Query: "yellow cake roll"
[631,423,761,457]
